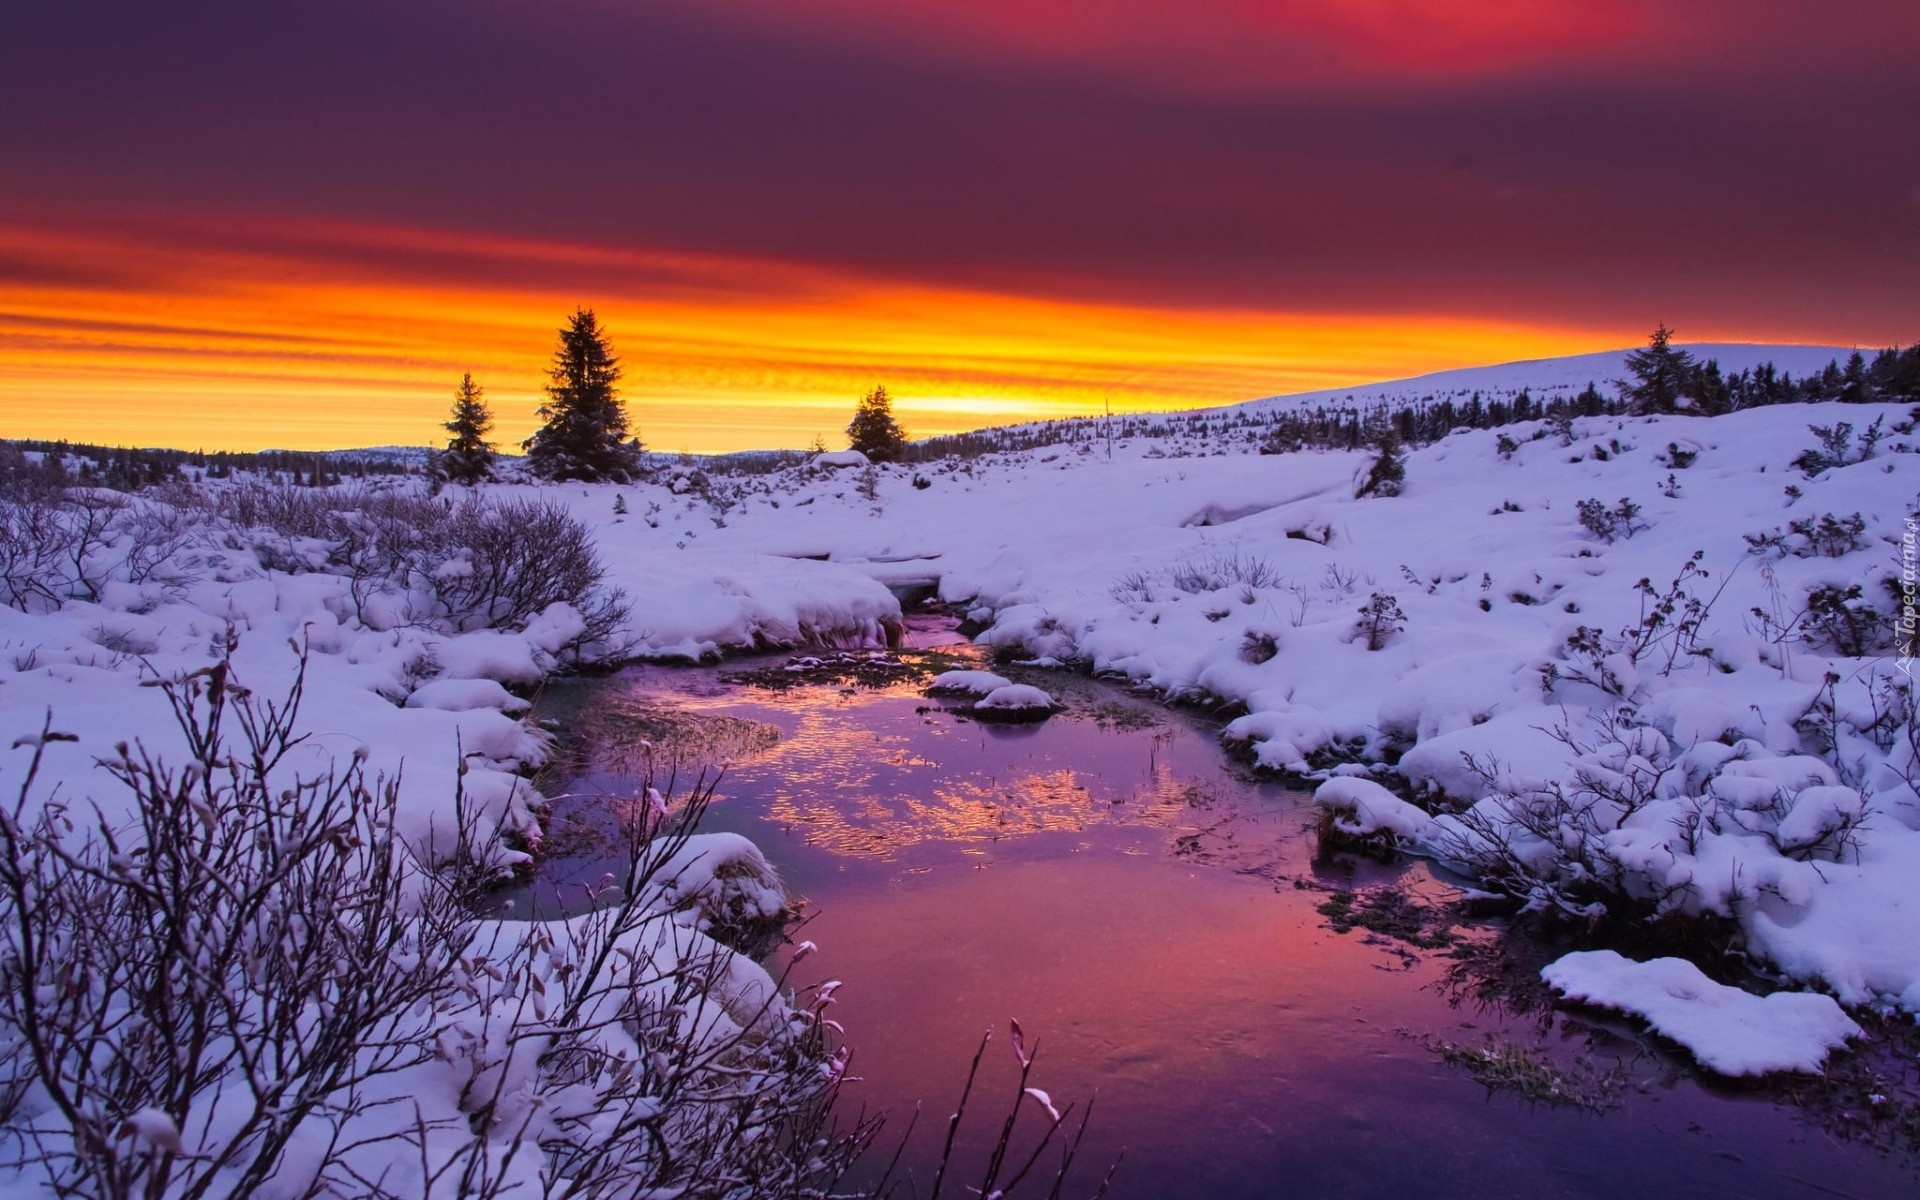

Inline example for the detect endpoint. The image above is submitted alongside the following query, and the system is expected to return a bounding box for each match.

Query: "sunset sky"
[2,0,1915,453]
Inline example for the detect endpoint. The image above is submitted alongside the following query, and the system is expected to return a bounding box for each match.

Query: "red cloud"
[701,0,1919,92]
[709,0,1649,90]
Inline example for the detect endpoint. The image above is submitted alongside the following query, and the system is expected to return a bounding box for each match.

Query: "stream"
[503,621,1917,1199]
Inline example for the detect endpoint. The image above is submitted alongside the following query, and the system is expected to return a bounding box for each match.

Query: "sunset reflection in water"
[510,655,1920,1200]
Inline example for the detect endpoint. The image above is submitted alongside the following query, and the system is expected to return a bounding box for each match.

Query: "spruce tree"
[524,308,641,482]
[1622,324,1698,415]
[440,372,496,485]
[1839,351,1872,403]
[846,385,908,462]
[1354,415,1406,498]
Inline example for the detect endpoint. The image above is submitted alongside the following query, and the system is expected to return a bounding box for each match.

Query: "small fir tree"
[524,308,642,482]
[846,385,908,462]
[440,372,496,485]
[1622,323,1698,415]
[1354,417,1406,498]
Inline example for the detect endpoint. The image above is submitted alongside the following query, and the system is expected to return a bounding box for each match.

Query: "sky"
[1,0,1915,453]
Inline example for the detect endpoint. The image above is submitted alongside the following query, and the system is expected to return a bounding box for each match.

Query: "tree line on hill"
[0,442,412,492]
[904,329,1920,464]
[10,324,1916,491]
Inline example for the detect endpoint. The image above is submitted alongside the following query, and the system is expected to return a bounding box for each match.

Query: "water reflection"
[521,653,1920,1200]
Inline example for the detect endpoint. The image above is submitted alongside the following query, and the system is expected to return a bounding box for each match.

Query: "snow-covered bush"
[1354,436,1406,498]
[1352,592,1406,651]
[1657,441,1699,469]
[1744,511,1869,559]
[1800,583,1889,656]
[1792,417,1885,475]
[1575,496,1646,543]
[0,653,868,1199]
[204,486,632,651]
[1238,626,1279,664]
[0,460,198,611]
[1420,703,1887,931]
[1544,551,1720,698]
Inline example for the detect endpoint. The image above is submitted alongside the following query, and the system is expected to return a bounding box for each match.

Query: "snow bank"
[598,549,902,658]
[1542,950,1861,1076]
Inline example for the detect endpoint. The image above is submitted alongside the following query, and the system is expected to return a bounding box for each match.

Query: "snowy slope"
[1227,344,1858,415]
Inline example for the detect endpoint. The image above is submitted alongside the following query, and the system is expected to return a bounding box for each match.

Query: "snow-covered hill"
[2,343,1918,1177]
[1227,343,1857,416]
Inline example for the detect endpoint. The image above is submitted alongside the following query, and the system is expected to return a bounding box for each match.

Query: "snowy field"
[3,344,1917,1189]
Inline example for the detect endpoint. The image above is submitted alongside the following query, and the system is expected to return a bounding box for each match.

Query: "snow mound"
[1222,706,1333,773]
[1542,950,1861,1076]
[648,833,787,934]
[405,678,530,714]
[926,669,1014,696]
[810,450,870,469]
[1314,777,1432,841]
[973,683,1057,712]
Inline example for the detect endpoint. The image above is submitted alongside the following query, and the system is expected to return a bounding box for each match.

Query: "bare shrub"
[203,486,632,651]
[0,655,481,1198]
[1545,551,1725,697]
[1793,417,1885,476]
[424,497,626,642]
[0,476,128,611]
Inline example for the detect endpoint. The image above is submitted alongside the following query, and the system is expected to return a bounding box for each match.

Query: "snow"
[1541,950,1862,1076]
[1223,706,1336,773]
[597,549,901,659]
[647,832,788,932]
[1229,345,1857,418]
[810,449,871,468]
[119,1107,185,1154]
[405,676,530,713]
[1314,776,1432,841]
[972,682,1058,711]
[926,669,1014,695]
[2,341,1914,1184]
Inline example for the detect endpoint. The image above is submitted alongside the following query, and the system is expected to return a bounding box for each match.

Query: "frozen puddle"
[508,652,1918,1200]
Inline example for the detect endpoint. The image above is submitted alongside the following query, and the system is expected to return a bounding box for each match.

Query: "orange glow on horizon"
[2,215,1644,454]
